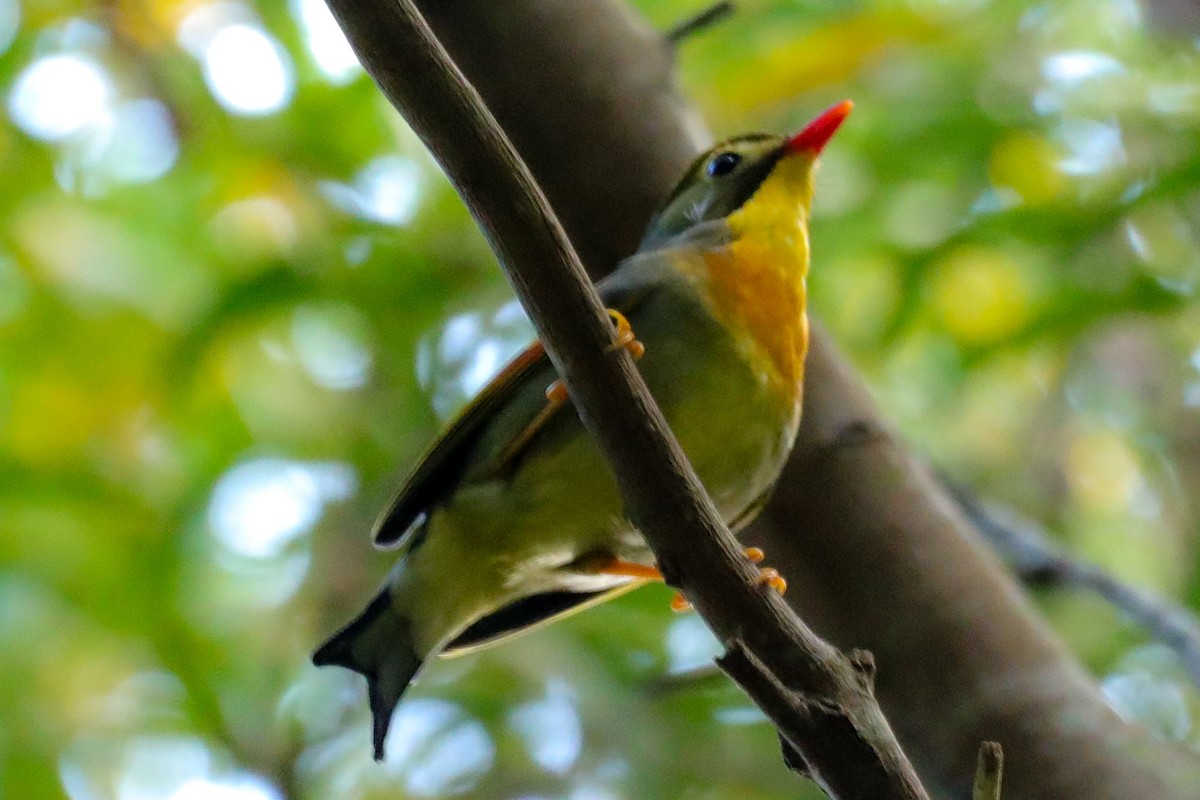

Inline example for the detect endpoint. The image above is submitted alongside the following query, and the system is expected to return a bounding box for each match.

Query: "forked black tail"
[313,588,424,760]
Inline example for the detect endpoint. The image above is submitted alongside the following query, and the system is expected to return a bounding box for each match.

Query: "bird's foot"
[745,547,788,594]
[584,557,692,612]
[755,567,788,596]
[604,308,645,360]
[739,551,787,594]
[500,309,642,471]
[536,308,646,403]
[670,548,781,612]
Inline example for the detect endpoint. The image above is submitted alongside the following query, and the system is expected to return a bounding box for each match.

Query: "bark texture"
[380,1,1200,798]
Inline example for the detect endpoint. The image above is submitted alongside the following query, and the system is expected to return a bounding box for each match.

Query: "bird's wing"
[440,581,645,656]
[372,253,672,549]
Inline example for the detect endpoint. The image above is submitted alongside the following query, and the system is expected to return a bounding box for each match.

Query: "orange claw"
[670,548,771,613]
[535,309,643,415]
[756,567,788,596]
[605,309,645,360]
[746,547,786,594]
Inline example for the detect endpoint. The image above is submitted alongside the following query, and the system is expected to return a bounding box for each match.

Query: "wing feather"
[371,341,548,548]
[371,253,675,549]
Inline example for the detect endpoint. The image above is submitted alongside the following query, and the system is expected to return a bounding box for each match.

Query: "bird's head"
[640,100,852,250]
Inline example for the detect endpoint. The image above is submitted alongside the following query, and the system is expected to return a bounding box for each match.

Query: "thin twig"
[666,1,735,45]
[322,0,932,797]
[945,478,1200,690]
[973,741,1004,800]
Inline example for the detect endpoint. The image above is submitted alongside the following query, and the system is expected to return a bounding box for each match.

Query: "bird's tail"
[313,587,423,760]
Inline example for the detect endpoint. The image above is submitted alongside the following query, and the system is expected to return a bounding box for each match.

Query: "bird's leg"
[498,377,570,470]
[498,309,644,470]
[587,557,665,581]
[586,548,784,612]
[581,555,690,612]
[669,547,787,612]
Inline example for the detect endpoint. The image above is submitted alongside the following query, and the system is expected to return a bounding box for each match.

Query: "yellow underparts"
[702,152,815,401]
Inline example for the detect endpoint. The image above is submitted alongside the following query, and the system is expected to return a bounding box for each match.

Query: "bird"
[313,100,853,760]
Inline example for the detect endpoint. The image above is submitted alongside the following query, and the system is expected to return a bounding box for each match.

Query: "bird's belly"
[440,294,799,588]
[663,361,796,522]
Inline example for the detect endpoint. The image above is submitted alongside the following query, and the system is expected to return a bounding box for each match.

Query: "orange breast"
[696,233,810,406]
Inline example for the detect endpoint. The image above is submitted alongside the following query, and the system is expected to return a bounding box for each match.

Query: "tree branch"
[323,0,931,797]
[946,478,1200,691]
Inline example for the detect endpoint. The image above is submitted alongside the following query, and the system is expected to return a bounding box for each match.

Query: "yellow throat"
[702,152,816,400]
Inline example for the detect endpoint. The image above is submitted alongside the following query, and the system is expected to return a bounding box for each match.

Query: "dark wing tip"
[372,510,426,549]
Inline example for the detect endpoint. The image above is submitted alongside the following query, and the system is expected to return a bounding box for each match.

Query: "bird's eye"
[706,152,741,178]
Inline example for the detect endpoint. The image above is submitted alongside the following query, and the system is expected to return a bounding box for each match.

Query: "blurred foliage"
[2,0,1200,797]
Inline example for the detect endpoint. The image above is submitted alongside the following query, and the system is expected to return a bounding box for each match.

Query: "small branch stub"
[848,648,877,689]
[972,741,1004,800]
[665,1,735,45]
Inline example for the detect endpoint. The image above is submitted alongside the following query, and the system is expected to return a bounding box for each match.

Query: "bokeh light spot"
[61,735,282,800]
[1056,118,1124,176]
[1067,429,1141,514]
[988,131,1063,205]
[0,0,19,56]
[9,54,113,140]
[208,457,357,559]
[210,196,298,259]
[417,301,534,419]
[384,699,495,796]
[1103,671,1191,741]
[202,23,294,115]
[509,681,583,775]
[1042,51,1124,86]
[55,98,180,195]
[292,303,374,390]
[111,736,211,800]
[930,247,1035,344]
[292,0,360,83]
[321,155,423,226]
[666,614,721,674]
[169,776,282,800]
[93,99,179,183]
